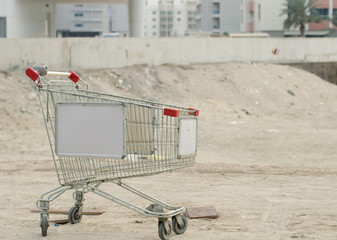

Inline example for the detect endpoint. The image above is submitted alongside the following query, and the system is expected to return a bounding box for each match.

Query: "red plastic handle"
[68,71,79,83]
[164,108,180,117]
[188,108,199,116]
[25,68,39,82]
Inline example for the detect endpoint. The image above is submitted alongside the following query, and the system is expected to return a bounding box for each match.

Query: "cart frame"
[26,67,199,239]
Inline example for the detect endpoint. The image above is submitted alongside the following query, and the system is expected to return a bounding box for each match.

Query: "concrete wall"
[1,37,337,71]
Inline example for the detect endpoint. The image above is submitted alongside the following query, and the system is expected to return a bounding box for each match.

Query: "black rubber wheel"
[68,206,82,224]
[172,215,188,234]
[40,215,49,237]
[158,220,172,240]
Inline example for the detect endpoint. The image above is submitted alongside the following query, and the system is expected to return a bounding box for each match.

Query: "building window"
[315,8,328,19]
[177,18,181,21]
[153,32,157,36]
[74,4,83,7]
[177,11,181,14]
[74,23,83,27]
[153,11,156,14]
[74,13,84,17]
[153,18,156,21]
[153,25,156,28]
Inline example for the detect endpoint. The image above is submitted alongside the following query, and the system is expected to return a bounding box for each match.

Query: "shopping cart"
[26,66,199,239]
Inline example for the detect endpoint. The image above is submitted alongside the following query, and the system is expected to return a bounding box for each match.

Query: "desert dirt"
[1,62,337,240]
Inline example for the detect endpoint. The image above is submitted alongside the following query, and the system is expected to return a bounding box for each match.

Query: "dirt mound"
[1,62,337,162]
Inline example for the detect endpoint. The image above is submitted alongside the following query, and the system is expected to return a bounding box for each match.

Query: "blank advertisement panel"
[178,118,198,157]
[55,103,125,158]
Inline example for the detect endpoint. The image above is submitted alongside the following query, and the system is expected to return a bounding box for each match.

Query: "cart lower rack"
[26,67,199,239]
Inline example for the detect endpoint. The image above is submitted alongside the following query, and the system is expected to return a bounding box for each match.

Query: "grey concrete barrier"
[1,37,337,71]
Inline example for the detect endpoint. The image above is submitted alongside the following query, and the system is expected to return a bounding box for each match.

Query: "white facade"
[240,0,287,36]
[172,0,197,36]
[196,0,241,34]
[144,0,197,37]
[0,0,50,38]
[109,5,129,36]
[144,0,159,37]
[254,0,285,32]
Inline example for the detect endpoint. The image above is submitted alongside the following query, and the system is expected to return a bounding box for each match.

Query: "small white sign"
[55,103,125,158]
[178,118,197,157]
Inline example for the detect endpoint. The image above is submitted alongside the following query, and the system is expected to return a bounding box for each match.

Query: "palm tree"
[280,0,323,37]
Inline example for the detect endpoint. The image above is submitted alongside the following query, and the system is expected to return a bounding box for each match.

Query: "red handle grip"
[188,108,199,116]
[25,68,39,82]
[68,71,79,83]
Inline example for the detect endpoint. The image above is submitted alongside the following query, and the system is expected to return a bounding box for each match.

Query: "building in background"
[0,0,50,38]
[241,0,337,37]
[144,0,159,37]
[56,4,129,37]
[196,0,241,35]
[240,0,285,37]
[144,0,197,37]
[308,0,337,35]
[107,4,129,36]
[197,0,336,37]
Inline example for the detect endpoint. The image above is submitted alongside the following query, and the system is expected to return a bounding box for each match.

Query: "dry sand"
[1,62,337,239]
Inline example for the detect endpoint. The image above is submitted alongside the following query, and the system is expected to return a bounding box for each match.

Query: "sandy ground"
[1,62,337,239]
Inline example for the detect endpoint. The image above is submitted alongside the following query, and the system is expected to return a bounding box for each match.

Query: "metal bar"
[87,182,183,218]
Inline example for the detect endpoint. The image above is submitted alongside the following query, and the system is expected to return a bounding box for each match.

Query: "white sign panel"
[55,103,125,158]
[178,118,197,157]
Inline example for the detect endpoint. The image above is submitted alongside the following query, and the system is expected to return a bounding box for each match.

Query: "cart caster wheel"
[158,220,172,240]
[68,206,82,224]
[172,215,188,234]
[40,215,49,237]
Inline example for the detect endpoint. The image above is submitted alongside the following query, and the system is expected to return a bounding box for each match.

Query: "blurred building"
[240,0,285,37]
[308,0,337,33]
[197,0,336,37]
[144,0,197,37]
[0,0,50,38]
[56,4,129,37]
[196,0,241,35]
[0,0,145,38]
[241,0,337,37]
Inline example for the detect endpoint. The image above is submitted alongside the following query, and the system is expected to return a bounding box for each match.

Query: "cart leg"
[38,201,50,237]
[36,186,72,236]
[69,190,84,224]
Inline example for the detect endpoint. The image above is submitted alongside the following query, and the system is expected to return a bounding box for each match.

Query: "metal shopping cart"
[26,66,199,239]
